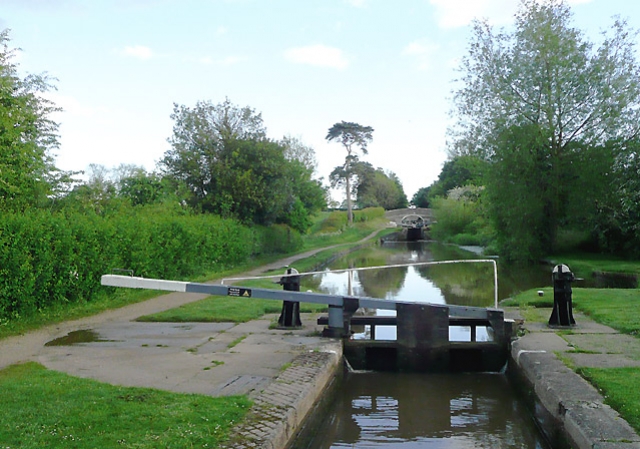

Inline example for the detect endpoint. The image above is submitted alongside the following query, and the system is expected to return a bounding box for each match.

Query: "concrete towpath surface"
[506,305,640,448]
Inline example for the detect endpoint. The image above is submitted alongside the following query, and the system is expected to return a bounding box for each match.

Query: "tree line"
[412,0,640,262]
[0,26,411,322]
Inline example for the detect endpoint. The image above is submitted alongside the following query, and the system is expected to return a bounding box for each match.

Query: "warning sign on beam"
[227,287,252,298]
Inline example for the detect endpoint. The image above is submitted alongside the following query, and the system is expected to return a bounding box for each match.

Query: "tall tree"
[0,29,68,210]
[448,0,640,259]
[326,121,374,224]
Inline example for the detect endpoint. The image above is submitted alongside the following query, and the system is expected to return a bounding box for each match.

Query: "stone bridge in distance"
[385,208,433,240]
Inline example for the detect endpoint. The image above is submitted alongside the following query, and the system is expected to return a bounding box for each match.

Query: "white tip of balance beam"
[101,275,188,293]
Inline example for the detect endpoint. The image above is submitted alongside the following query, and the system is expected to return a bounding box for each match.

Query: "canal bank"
[219,307,640,449]
[506,306,640,449]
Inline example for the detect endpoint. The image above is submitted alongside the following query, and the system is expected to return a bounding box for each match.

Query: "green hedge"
[254,224,303,255]
[0,209,253,321]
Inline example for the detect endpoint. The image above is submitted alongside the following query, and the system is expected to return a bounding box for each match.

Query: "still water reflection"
[299,372,549,449]
[302,241,552,306]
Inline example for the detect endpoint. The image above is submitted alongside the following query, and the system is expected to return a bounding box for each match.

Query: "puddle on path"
[45,329,119,346]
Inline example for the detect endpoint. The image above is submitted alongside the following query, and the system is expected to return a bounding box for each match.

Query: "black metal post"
[549,264,576,326]
[277,267,302,328]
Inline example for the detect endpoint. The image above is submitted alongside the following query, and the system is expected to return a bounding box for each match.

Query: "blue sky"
[2,0,639,199]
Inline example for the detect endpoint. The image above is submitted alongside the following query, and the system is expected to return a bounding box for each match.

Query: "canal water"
[292,240,552,448]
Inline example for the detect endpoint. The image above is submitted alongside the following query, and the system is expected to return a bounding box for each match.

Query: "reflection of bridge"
[385,208,433,240]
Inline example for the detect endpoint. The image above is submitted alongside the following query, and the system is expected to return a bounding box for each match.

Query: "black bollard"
[277,267,302,328]
[548,264,576,326]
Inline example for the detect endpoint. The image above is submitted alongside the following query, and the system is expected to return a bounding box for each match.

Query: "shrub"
[0,208,253,322]
[254,224,303,255]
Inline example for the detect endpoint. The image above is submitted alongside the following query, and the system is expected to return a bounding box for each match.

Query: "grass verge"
[547,252,640,278]
[504,286,640,434]
[138,297,326,323]
[0,289,164,341]
[579,367,640,433]
[502,287,640,335]
[0,362,250,448]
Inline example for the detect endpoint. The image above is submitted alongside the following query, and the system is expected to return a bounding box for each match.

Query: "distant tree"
[411,186,431,208]
[161,98,266,207]
[117,168,170,207]
[161,99,323,232]
[351,162,407,210]
[279,135,318,174]
[0,29,73,210]
[60,164,120,214]
[326,121,374,224]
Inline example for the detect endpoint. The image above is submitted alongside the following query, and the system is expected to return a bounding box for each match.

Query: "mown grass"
[0,362,250,448]
[0,289,163,341]
[579,367,640,432]
[138,296,326,323]
[502,287,640,336]
[547,252,640,278]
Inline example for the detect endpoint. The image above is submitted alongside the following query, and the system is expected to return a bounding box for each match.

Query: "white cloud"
[121,45,153,60]
[430,0,594,29]
[284,44,349,69]
[402,40,440,70]
[219,55,245,66]
[216,26,228,36]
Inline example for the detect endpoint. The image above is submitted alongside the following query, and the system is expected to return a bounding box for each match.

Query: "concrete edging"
[220,340,343,449]
[511,335,640,449]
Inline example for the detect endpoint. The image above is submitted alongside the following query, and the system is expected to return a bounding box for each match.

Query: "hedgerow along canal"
[292,241,552,448]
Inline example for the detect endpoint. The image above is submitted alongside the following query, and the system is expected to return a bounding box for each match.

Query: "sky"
[2,0,640,200]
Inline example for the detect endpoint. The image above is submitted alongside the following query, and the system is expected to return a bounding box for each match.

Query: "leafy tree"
[326,121,374,224]
[351,162,407,210]
[161,99,324,232]
[448,0,640,259]
[412,155,487,208]
[592,138,640,256]
[411,186,431,208]
[117,168,172,207]
[0,29,71,210]
[279,135,318,174]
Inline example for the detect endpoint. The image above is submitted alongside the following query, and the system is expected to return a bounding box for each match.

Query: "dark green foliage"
[0,209,252,322]
[254,224,303,255]
[430,191,490,247]
[411,186,431,208]
[352,162,408,210]
[162,99,324,232]
[591,139,640,257]
[429,156,488,199]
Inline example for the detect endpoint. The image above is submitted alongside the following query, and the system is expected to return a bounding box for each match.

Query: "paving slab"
[32,313,330,397]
